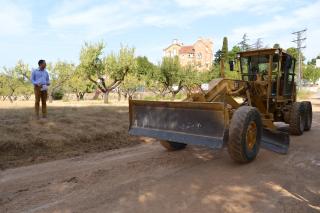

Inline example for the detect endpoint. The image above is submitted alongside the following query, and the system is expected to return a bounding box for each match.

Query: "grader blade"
[261,128,290,154]
[129,100,227,149]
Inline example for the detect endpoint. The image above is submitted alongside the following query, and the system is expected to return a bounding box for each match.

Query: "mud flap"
[261,128,290,154]
[129,100,228,149]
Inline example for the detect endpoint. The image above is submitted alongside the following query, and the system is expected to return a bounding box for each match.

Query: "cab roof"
[238,48,293,59]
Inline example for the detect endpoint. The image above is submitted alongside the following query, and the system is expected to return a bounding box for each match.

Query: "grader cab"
[128,48,313,163]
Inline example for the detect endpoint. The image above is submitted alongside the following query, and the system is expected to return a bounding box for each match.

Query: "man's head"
[38,59,46,70]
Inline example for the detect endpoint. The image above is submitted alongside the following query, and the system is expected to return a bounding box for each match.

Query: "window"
[241,55,271,81]
[197,53,202,59]
[282,55,295,96]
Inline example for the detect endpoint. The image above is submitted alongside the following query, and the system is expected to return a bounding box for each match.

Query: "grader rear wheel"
[160,140,187,151]
[302,101,312,131]
[289,102,305,135]
[227,106,262,163]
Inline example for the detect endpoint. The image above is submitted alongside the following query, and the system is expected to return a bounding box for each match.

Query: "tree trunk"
[8,90,15,103]
[220,59,225,78]
[49,91,53,103]
[24,95,31,101]
[171,92,176,101]
[8,96,13,103]
[104,91,109,104]
[79,92,85,100]
[93,90,100,100]
[117,90,121,102]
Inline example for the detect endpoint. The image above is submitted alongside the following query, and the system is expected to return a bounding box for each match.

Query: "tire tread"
[228,106,262,163]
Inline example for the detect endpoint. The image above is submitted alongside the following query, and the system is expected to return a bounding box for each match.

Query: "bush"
[52,90,64,100]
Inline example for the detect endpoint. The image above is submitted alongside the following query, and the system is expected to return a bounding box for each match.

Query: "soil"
[0,101,140,169]
[1,99,320,212]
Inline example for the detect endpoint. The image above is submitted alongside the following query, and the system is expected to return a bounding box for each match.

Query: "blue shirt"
[31,68,50,86]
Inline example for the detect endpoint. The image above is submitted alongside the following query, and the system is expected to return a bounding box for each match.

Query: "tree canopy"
[2,40,318,104]
[79,42,136,103]
[222,37,229,62]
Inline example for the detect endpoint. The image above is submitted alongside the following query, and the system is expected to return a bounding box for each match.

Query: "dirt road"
[1,100,320,213]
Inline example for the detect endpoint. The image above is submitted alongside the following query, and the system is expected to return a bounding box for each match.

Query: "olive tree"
[1,67,21,102]
[79,42,136,103]
[119,56,156,100]
[48,62,73,102]
[65,66,94,100]
[15,60,33,100]
[159,56,187,100]
[0,74,10,101]
[144,65,169,97]
[303,64,320,85]
[120,73,143,100]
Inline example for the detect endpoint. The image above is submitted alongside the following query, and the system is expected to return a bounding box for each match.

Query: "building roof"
[179,46,195,54]
[163,43,182,51]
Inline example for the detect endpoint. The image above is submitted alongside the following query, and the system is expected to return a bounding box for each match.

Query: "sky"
[0,0,319,68]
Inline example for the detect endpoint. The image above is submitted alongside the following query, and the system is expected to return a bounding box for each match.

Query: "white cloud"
[0,1,32,36]
[0,0,319,67]
[45,0,320,60]
[174,0,287,16]
[48,0,292,37]
[48,0,153,38]
[141,0,290,28]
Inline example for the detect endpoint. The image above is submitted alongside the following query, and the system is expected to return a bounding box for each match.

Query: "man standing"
[31,60,50,119]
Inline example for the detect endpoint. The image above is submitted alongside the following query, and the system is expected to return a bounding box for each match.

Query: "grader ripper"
[129,48,313,163]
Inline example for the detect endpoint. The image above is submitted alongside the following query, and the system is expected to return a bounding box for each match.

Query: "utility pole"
[292,29,307,89]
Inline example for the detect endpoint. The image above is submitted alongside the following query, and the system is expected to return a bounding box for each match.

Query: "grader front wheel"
[227,106,262,163]
[160,141,187,151]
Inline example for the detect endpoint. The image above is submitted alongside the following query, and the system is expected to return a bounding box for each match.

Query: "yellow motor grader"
[128,48,313,163]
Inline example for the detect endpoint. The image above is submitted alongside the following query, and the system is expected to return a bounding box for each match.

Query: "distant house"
[163,38,213,70]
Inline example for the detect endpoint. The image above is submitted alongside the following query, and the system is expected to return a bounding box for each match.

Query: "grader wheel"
[227,106,262,163]
[302,101,312,131]
[289,102,305,135]
[160,140,187,151]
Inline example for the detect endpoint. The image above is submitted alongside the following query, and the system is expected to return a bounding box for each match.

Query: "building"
[163,38,213,70]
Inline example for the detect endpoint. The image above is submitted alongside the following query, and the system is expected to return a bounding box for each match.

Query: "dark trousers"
[34,86,47,117]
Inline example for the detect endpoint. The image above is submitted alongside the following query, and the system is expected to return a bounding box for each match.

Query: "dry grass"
[0,100,140,170]
[297,89,316,100]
